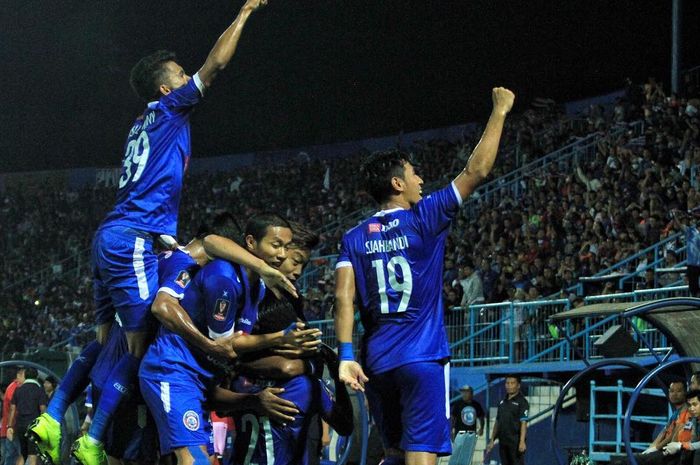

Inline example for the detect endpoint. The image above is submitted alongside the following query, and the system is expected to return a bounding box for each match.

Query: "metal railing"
[588,380,669,463]
[304,285,687,368]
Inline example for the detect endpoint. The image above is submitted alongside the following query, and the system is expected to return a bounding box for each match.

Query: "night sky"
[1,0,699,173]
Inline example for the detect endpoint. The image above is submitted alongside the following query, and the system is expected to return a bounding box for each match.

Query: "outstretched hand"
[259,264,298,299]
[277,322,322,353]
[492,87,515,116]
[338,360,369,392]
[256,387,299,424]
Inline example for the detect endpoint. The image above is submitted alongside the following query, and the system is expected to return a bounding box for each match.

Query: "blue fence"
[307,285,689,368]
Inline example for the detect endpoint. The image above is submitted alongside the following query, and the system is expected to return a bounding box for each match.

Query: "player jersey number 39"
[119,131,151,188]
[372,256,413,314]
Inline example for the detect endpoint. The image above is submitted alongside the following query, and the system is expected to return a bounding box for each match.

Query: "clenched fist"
[492,87,515,116]
[244,0,268,12]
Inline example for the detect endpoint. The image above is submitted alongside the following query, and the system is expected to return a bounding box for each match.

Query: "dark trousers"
[615,450,694,465]
[689,265,700,297]
[499,442,524,465]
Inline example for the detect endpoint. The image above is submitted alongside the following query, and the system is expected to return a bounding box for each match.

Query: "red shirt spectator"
[1,370,24,439]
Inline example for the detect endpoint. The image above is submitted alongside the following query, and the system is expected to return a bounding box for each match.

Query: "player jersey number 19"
[372,256,413,314]
[119,132,151,188]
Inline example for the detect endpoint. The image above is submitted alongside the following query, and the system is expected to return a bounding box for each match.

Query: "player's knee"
[96,323,113,345]
[179,446,209,465]
[125,331,150,357]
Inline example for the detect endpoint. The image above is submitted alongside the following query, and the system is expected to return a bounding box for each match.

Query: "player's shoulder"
[159,248,197,269]
[203,258,237,278]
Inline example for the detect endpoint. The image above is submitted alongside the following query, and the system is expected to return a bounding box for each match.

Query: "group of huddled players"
[21,1,516,464]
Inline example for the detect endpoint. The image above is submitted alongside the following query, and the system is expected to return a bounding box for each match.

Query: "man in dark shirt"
[451,385,485,438]
[486,375,529,465]
[8,367,48,465]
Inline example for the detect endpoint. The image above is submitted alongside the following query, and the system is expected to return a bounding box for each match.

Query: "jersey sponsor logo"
[163,251,173,259]
[364,235,410,254]
[461,406,477,426]
[183,410,200,431]
[213,298,230,321]
[381,219,400,231]
[113,382,128,394]
[368,219,401,234]
[237,317,252,326]
[175,270,191,289]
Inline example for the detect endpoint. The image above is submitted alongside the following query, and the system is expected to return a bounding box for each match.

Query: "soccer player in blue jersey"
[27,2,291,464]
[334,88,515,465]
[140,214,320,465]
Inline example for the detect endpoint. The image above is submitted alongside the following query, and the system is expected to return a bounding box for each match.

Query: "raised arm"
[453,88,515,200]
[197,0,268,87]
[334,265,368,391]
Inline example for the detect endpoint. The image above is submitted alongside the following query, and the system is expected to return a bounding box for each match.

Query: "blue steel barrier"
[306,286,687,367]
[588,380,668,462]
[550,360,649,465]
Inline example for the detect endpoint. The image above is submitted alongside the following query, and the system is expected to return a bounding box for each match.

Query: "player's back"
[337,184,462,374]
[100,76,204,236]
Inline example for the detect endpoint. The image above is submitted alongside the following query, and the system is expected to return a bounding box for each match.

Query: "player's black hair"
[687,389,700,402]
[252,293,304,334]
[360,149,415,204]
[289,221,320,251]
[196,212,242,242]
[130,50,178,102]
[244,213,291,242]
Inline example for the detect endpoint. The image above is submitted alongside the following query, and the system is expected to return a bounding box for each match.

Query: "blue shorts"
[140,374,211,455]
[365,361,451,455]
[92,226,158,331]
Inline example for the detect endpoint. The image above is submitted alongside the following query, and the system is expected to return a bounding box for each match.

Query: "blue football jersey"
[100,74,205,236]
[336,183,462,374]
[140,259,263,384]
[687,227,700,266]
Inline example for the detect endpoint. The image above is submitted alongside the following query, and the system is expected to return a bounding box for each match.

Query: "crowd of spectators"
[1,75,698,351]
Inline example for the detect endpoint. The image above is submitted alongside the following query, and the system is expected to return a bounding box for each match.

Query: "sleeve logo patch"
[213,299,230,321]
[183,410,200,431]
[175,270,191,289]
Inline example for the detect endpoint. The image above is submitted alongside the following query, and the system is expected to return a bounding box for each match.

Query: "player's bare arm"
[453,87,515,200]
[202,234,298,298]
[151,292,238,360]
[232,322,322,354]
[197,0,268,87]
[334,265,369,391]
[208,385,298,423]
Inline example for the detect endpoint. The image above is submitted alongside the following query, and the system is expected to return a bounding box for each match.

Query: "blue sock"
[87,353,141,442]
[47,341,103,424]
